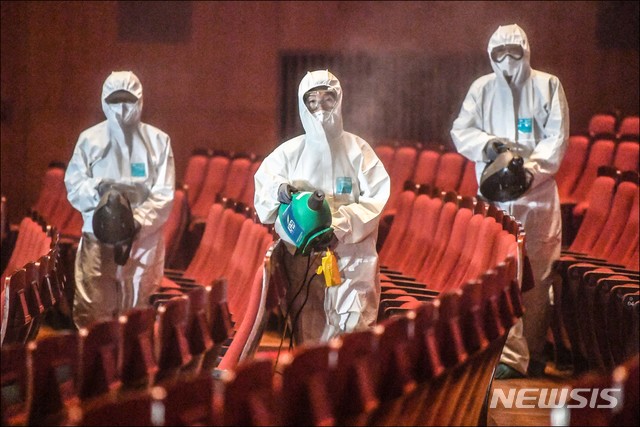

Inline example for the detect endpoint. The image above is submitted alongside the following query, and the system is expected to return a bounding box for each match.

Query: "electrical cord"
[273,252,319,374]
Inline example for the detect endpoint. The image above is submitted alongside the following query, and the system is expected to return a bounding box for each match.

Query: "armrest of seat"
[381,272,417,282]
[381,278,434,292]
[380,267,405,276]
[381,283,439,297]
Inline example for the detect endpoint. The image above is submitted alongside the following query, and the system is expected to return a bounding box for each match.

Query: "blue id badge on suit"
[518,118,532,133]
[131,163,146,177]
[336,177,352,194]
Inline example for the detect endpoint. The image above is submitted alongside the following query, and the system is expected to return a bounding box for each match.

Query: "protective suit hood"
[298,70,344,142]
[101,71,143,127]
[488,24,532,87]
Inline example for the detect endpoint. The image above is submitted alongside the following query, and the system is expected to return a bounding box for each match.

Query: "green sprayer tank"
[275,190,333,255]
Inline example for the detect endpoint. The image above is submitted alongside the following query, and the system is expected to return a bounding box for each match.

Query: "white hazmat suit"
[65,71,175,329]
[450,25,569,376]
[254,70,390,344]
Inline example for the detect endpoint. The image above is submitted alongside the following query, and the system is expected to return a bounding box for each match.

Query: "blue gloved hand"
[277,183,299,204]
[97,179,116,197]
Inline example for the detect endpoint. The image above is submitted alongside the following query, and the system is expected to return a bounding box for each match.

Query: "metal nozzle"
[307,190,325,211]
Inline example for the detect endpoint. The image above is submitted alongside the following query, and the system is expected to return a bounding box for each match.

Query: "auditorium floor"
[487,365,574,426]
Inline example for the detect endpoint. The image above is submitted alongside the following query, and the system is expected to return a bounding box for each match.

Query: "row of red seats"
[182,149,262,224]
[38,253,519,426]
[156,197,275,370]
[30,162,83,240]
[551,173,639,375]
[586,113,639,141]
[372,144,477,214]
[1,288,226,425]
[214,255,522,426]
[1,236,278,425]
[557,135,638,211]
[375,187,527,319]
[1,216,62,346]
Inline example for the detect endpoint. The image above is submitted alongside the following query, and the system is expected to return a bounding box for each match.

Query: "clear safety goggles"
[304,88,337,113]
[105,90,138,104]
[490,44,524,63]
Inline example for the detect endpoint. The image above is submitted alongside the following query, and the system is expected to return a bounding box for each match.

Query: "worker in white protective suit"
[65,71,175,329]
[254,70,390,345]
[450,24,569,378]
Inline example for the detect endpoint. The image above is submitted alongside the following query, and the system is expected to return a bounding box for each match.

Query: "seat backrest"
[163,186,190,269]
[379,190,417,265]
[434,152,466,193]
[331,327,383,422]
[239,158,263,208]
[568,175,617,254]
[279,342,335,426]
[623,243,639,270]
[557,135,590,200]
[427,212,482,291]
[398,195,443,277]
[588,113,617,139]
[417,201,459,281]
[222,358,281,426]
[26,331,79,425]
[221,155,253,202]
[155,296,192,384]
[434,291,468,368]
[590,181,638,262]
[163,372,218,426]
[617,115,639,140]
[190,153,231,221]
[23,262,45,342]
[457,160,478,197]
[219,233,273,371]
[374,144,395,172]
[226,224,273,326]
[454,216,502,291]
[182,151,210,209]
[386,146,419,213]
[442,213,488,292]
[78,317,122,400]
[375,315,417,401]
[182,286,214,361]
[189,207,247,286]
[604,182,640,265]
[412,149,440,187]
[32,165,66,221]
[1,270,34,346]
[2,217,46,283]
[182,203,225,280]
[119,306,158,390]
[568,138,616,204]
[613,141,639,173]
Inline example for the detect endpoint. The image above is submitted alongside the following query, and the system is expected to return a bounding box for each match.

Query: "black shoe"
[494,363,526,380]
[527,359,547,377]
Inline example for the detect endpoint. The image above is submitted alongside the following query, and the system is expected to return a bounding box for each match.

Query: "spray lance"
[275,190,341,286]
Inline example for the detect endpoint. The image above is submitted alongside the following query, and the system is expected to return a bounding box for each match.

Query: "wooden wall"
[1,1,638,224]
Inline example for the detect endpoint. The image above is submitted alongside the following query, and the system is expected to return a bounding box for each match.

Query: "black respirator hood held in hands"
[92,188,138,265]
[480,148,534,202]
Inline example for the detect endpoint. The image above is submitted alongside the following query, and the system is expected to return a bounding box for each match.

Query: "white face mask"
[313,110,333,123]
[496,56,520,81]
[109,102,137,126]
